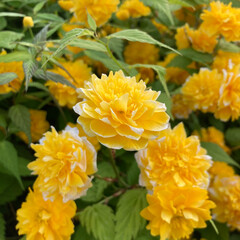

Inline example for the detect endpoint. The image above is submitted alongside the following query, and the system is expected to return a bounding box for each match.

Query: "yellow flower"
[175,26,190,50]
[72,0,119,27]
[46,59,91,108]
[209,161,235,179]
[116,0,150,20]
[200,1,240,42]
[182,68,223,113]
[209,175,240,230]
[58,0,74,11]
[73,70,169,151]
[17,109,50,144]
[23,16,34,28]
[135,123,212,190]
[16,189,76,240]
[212,50,240,71]
[192,127,230,154]
[124,41,159,65]
[0,50,24,94]
[151,19,172,35]
[28,126,97,202]
[174,6,199,27]
[171,94,192,119]
[141,184,215,240]
[214,65,240,121]
[137,67,155,83]
[67,122,100,151]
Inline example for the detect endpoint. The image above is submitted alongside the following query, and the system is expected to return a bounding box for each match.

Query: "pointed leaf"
[0,72,18,85]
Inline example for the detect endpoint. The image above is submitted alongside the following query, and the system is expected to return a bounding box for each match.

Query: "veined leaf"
[0,51,31,63]
[70,39,107,52]
[79,203,115,240]
[87,11,97,32]
[0,72,18,85]
[0,31,24,49]
[72,225,96,240]
[23,60,38,91]
[115,189,148,240]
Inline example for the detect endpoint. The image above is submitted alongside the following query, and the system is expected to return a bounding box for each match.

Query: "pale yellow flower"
[135,123,212,190]
[116,0,150,21]
[73,70,169,151]
[141,184,215,240]
[171,94,192,119]
[28,126,97,202]
[72,0,119,27]
[46,59,91,108]
[17,109,50,144]
[23,16,34,28]
[192,127,230,153]
[16,189,76,240]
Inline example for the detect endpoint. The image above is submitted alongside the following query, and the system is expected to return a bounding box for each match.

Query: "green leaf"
[136,229,159,240]
[115,189,148,240]
[0,51,31,63]
[0,72,18,85]
[225,128,240,147]
[107,29,178,54]
[0,12,25,17]
[127,160,140,185]
[0,113,7,129]
[72,225,96,240]
[23,60,38,91]
[201,142,240,168]
[157,92,173,120]
[34,24,49,47]
[33,1,46,14]
[0,17,7,31]
[108,38,124,61]
[70,39,107,52]
[36,13,64,23]
[218,39,240,53]
[87,11,97,32]
[167,55,192,69]
[79,203,115,240]
[42,28,94,67]
[9,104,31,143]
[169,0,195,7]
[0,31,24,49]
[0,141,23,188]
[28,82,49,92]
[18,157,31,176]
[0,213,5,240]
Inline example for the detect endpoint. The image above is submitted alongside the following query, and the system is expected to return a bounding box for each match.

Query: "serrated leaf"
[72,225,97,240]
[201,142,240,168]
[225,128,240,147]
[9,105,31,143]
[107,29,178,54]
[23,60,38,91]
[34,24,49,47]
[0,51,31,63]
[79,203,115,240]
[136,229,159,240]
[0,31,24,49]
[115,189,148,240]
[0,213,5,240]
[0,141,23,188]
[70,39,107,52]
[0,72,18,85]
[87,11,97,32]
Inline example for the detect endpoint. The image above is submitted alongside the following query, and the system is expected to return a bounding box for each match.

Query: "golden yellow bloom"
[99,25,121,37]
[182,68,223,113]
[158,53,192,85]
[72,0,119,27]
[67,122,100,151]
[16,189,76,240]
[141,185,215,240]
[212,50,240,71]
[214,65,240,121]
[17,109,50,144]
[0,50,24,94]
[209,175,240,230]
[209,161,235,179]
[58,0,74,11]
[135,123,212,190]
[73,70,169,151]
[151,19,171,35]
[200,1,240,42]
[116,0,150,21]
[171,94,192,119]
[137,67,155,83]
[174,6,199,27]
[124,41,159,65]
[29,126,97,202]
[46,60,91,108]
[23,16,34,28]
[175,26,190,50]
[192,127,230,153]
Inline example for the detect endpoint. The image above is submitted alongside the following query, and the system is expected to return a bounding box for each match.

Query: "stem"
[29,28,34,39]
[98,189,126,205]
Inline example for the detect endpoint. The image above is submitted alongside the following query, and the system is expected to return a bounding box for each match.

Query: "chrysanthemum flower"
[73,70,169,151]
[67,122,100,151]
[72,0,119,27]
[16,189,76,240]
[28,126,97,202]
[17,109,50,144]
[0,50,24,94]
[182,68,223,113]
[214,65,240,121]
[171,94,192,119]
[58,0,74,11]
[209,175,240,230]
[141,185,215,240]
[212,51,240,71]
[209,161,235,179]
[46,59,91,108]
[135,123,212,190]
[175,26,190,50]
[200,1,240,42]
[116,0,151,21]
[192,127,230,153]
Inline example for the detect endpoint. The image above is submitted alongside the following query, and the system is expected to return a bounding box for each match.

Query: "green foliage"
[79,203,115,240]
[0,72,18,85]
[0,31,24,49]
[72,225,96,240]
[70,39,107,52]
[87,12,97,32]
[115,189,148,240]
[225,128,240,147]
[0,213,5,240]
[23,60,38,91]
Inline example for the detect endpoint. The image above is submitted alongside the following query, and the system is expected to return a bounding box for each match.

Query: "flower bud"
[23,16,34,28]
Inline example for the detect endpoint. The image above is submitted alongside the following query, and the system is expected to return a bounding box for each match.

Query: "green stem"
[29,28,34,39]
